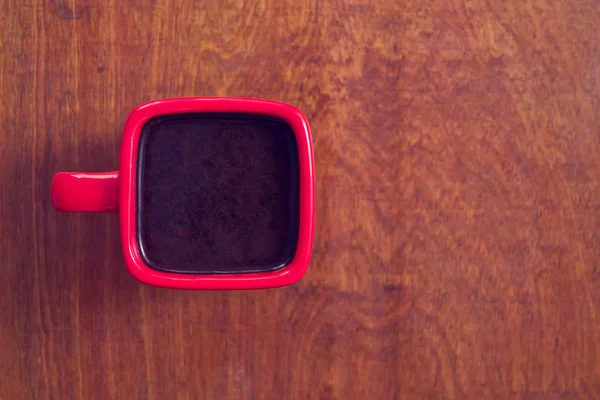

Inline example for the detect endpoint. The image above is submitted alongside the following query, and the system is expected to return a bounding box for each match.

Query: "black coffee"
[137,113,300,274]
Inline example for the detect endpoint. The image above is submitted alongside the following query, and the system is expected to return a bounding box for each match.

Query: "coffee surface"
[137,113,300,273]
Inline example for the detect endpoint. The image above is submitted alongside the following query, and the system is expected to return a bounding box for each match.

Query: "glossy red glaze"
[51,171,119,213]
[53,97,315,290]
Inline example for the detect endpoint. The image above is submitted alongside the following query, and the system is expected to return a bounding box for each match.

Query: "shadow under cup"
[136,113,300,274]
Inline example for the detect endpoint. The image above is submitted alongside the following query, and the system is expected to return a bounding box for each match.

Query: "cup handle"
[51,171,119,213]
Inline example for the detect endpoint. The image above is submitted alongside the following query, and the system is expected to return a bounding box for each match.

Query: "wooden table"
[1,0,599,398]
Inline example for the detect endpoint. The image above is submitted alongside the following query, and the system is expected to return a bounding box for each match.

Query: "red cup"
[52,98,315,289]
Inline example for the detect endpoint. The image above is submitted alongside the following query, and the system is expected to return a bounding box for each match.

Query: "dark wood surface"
[1,0,600,398]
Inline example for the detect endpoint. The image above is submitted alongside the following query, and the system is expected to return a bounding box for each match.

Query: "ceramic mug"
[52,98,315,289]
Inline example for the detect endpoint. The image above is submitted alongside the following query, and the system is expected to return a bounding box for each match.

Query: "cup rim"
[119,97,315,289]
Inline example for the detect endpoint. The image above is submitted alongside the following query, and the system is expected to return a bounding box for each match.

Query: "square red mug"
[51,97,315,289]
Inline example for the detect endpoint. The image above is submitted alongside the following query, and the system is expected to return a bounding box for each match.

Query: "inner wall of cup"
[135,113,300,274]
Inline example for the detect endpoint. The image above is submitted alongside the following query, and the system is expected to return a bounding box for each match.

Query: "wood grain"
[1,0,599,398]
